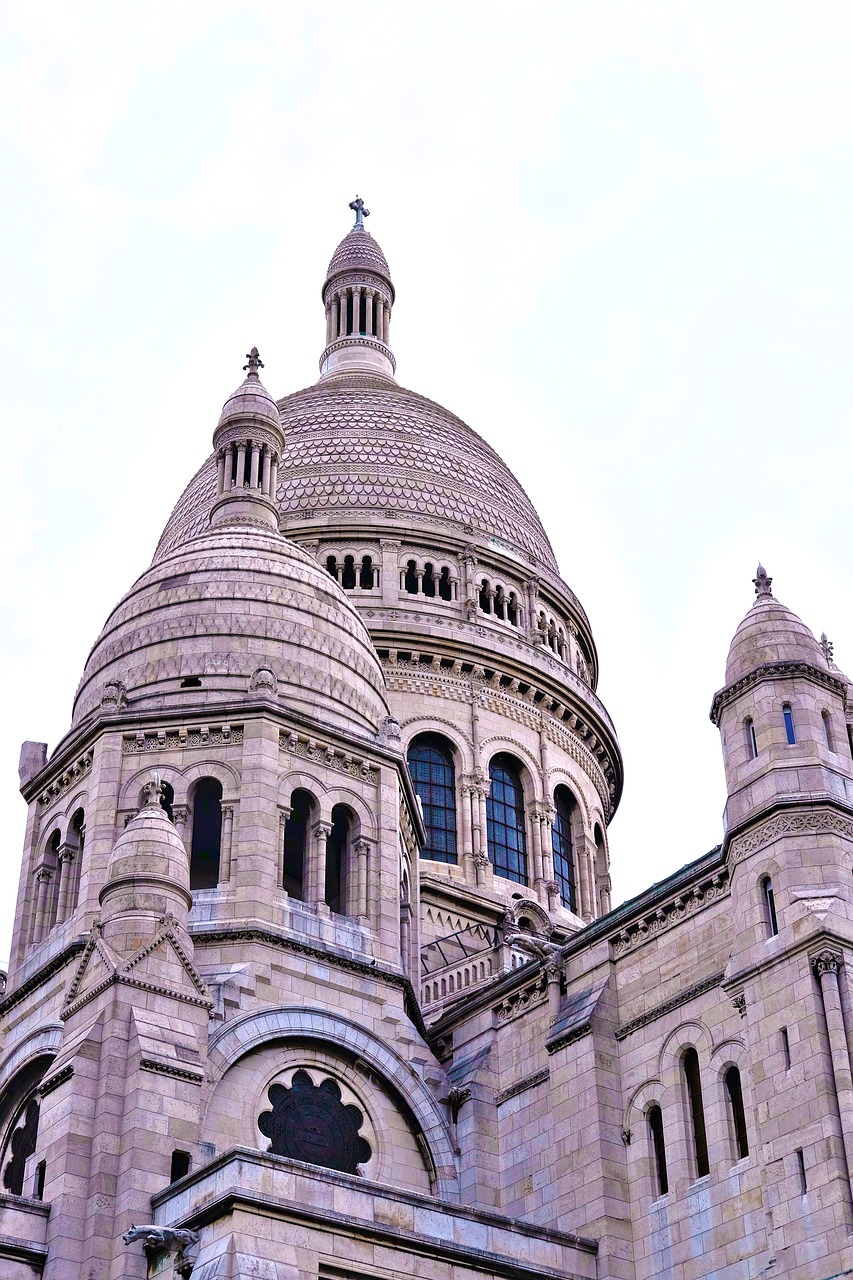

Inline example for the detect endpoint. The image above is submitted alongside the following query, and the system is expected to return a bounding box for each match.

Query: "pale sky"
[2,1,853,966]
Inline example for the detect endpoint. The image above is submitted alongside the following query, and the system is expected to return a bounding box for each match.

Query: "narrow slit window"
[404,560,419,594]
[823,711,834,751]
[781,1026,791,1070]
[745,717,758,759]
[647,1105,668,1195]
[783,704,796,745]
[190,778,223,890]
[724,1065,749,1160]
[682,1047,709,1178]
[762,876,779,937]
[796,1148,808,1195]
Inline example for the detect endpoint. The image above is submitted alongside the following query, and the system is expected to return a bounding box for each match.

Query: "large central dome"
[155,375,558,570]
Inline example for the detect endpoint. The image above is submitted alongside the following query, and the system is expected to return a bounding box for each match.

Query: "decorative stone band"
[728,807,853,864]
[319,334,396,375]
[38,1063,74,1097]
[37,748,94,807]
[279,730,379,784]
[140,1058,204,1085]
[611,871,729,957]
[493,970,548,1025]
[546,1020,592,1055]
[495,1067,550,1105]
[124,724,242,753]
[615,970,727,1040]
[709,659,847,725]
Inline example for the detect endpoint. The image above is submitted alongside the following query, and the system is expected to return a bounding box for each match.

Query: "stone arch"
[478,737,542,800]
[624,1077,665,1130]
[402,718,474,773]
[206,1006,458,1199]
[545,766,592,826]
[0,1024,62,1097]
[317,786,375,836]
[62,790,89,830]
[657,1019,713,1078]
[119,759,240,809]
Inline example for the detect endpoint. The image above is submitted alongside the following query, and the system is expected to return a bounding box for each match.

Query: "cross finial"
[349,195,370,228]
[243,347,264,378]
[820,632,835,666]
[753,564,773,598]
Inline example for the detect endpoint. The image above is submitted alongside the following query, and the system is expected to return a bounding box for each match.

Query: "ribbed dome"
[218,371,281,430]
[325,226,392,288]
[155,378,559,571]
[75,524,389,739]
[725,593,827,685]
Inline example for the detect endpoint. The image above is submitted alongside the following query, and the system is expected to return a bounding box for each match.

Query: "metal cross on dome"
[349,195,370,227]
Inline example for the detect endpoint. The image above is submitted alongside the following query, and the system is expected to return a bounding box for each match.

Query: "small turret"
[711,565,851,832]
[319,197,396,382]
[210,347,285,531]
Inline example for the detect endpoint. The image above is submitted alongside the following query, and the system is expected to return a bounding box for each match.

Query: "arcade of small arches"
[323,282,392,348]
[406,730,609,919]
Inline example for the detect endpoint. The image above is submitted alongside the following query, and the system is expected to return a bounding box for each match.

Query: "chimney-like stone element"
[210,347,285,531]
[18,740,47,788]
[319,197,396,382]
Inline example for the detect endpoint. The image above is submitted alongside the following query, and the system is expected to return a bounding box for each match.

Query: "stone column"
[813,950,853,1197]
[353,287,361,335]
[54,846,76,926]
[355,839,370,923]
[400,899,412,975]
[524,576,539,637]
[460,781,474,880]
[365,290,375,335]
[545,952,563,1022]
[219,805,235,883]
[338,289,348,337]
[31,867,52,944]
[172,806,189,852]
[529,806,545,902]
[579,841,594,921]
[261,447,271,496]
[249,443,260,489]
[306,821,331,907]
[277,808,290,889]
[235,442,247,488]
[226,443,235,489]
[216,450,226,495]
[269,453,278,501]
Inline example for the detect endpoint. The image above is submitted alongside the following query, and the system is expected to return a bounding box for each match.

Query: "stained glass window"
[408,736,457,863]
[487,755,527,884]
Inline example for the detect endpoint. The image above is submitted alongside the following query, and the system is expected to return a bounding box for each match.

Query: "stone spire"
[319,197,396,382]
[210,348,285,531]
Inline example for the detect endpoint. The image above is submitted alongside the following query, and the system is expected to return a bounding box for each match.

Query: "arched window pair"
[647,1055,748,1194]
[280,790,353,913]
[31,809,86,943]
[326,553,376,591]
[156,777,224,891]
[403,561,453,601]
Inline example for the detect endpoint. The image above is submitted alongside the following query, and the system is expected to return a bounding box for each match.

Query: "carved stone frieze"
[611,872,729,957]
[493,970,548,1024]
[279,730,378,784]
[123,725,242,754]
[38,748,94,807]
[729,808,853,862]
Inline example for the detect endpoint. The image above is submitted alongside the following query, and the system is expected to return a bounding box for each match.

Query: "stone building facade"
[1,202,852,1279]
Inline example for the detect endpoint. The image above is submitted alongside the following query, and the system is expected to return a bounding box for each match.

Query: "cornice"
[710,660,847,724]
[615,970,725,1040]
[723,798,853,863]
[0,939,86,1016]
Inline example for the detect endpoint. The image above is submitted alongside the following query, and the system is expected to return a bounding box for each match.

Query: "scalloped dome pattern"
[154,379,559,571]
[326,228,391,282]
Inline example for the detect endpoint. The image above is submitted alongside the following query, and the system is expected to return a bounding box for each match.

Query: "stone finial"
[242,346,264,378]
[820,632,835,666]
[349,195,370,228]
[141,772,164,808]
[753,564,773,598]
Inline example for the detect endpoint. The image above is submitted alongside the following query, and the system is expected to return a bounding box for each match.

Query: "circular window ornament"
[258,1069,372,1174]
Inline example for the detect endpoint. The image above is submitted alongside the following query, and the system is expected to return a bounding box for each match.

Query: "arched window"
[325,805,351,914]
[404,560,419,594]
[478,579,491,613]
[745,717,758,759]
[407,735,458,864]
[341,555,356,590]
[359,555,374,589]
[783,704,796,745]
[487,755,528,885]
[823,711,834,751]
[283,790,312,899]
[551,787,577,911]
[761,875,779,937]
[724,1065,749,1161]
[682,1047,709,1178]
[438,567,452,601]
[190,778,223,890]
[494,586,505,620]
[325,555,338,581]
[647,1104,668,1195]
[0,1057,51,1200]
[422,563,436,598]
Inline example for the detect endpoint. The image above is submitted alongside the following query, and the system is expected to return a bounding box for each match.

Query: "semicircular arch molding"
[546,769,592,827]
[119,760,241,808]
[657,1019,714,1077]
[478,737,542,797]
[0,1023,62,1096]
[207,1005,458,1198]
[402,719,474,772]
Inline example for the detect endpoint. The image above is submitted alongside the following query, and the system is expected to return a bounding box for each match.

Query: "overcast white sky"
[2,2,852,965]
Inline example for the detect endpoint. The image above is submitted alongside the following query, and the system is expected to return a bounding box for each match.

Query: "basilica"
[1,201,852,1279]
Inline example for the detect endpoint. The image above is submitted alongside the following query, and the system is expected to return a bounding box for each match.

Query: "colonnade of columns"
[30,828,85,944]
[280,809,371,922]
[325,286,391,346]
[216,441,279,499]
